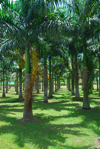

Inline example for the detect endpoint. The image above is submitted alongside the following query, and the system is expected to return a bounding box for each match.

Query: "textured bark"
[97,77,99,91]
[44,66,48,103]
[23,74,33,120]
[82,67,90,109]
[19,69,23,99]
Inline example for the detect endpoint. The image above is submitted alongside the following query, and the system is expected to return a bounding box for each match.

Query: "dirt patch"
[77,107,97,110]
[94,137,100,149]
[17,117,42,123]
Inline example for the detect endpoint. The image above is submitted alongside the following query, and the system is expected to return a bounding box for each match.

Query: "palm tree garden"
[0,0,100,148]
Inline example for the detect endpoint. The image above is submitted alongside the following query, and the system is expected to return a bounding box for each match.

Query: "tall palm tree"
[1,0,66,120]
[61,0,100,108]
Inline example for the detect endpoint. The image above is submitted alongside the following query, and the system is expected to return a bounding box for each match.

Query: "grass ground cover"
[0,84,100,149]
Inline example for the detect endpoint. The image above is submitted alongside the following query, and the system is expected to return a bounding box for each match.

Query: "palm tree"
[79,0,99,108]
[0,0,48,119]
[61,0,100,108]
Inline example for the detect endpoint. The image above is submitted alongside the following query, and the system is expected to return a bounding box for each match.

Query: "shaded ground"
[0,85,100,149]
[17,117,42,123]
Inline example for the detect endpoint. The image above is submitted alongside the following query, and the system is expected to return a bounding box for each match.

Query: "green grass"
[0,85,100,149]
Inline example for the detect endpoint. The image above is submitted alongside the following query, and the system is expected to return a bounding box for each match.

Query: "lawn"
[0,85,100,149]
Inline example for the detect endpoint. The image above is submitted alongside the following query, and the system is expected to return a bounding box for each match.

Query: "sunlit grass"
[0,83,100,149]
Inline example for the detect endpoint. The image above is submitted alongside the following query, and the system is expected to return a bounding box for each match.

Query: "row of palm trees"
[0,0,100,121]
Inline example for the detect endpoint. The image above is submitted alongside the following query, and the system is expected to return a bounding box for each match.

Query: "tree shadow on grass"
[0,113,91,149]
[71,97,83,102]
[33,100,80,112]
[0,87,100,148]
[71,96,100,107]
[0,100,99,148]
[74,106,100,130]
[0,104,24,116]
[0,97,23,103]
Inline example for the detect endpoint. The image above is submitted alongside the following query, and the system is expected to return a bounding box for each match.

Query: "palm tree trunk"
[42,77,44,91]
[44,65,48,102]
[36,75,39,93]
[51,78,53,94]
[58,79,60,89]
[71,57,75,95]
[57,77,59,90]
[71,77,74,95]
[81,71,83,90]
[82,40,90,109]
[49,57,52,98]
[19,68,23,99]
[75,53,80,98]
[67,77,68,89]
[83,67,90,108]
[55,74,57,92]
[23,73,33,120]
[2,68,5,97]
[23,47,33,120]
[6,76,8,93]
[16,69,18,94]
[99,57,100,96]
[44,48,48,103]
[15,80,16,92]
[51,72,54,94]
[97,77,98,91]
